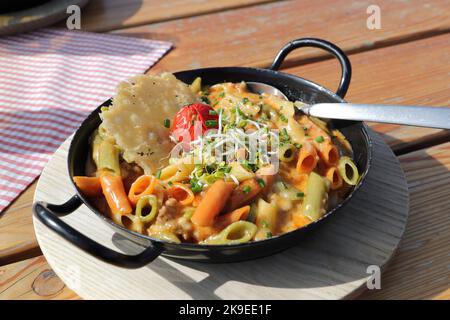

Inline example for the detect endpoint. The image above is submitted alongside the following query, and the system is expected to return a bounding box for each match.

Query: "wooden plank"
[359,142,450,299]
[70,0,276,32]
[116,0,450,73]
[0,256,79,300]
[0,182,39,266]
[282,33,450,154]
[1,142,448,300]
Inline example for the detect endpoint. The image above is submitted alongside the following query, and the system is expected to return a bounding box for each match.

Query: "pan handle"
[270,38,352,98]
[33,195,163,269]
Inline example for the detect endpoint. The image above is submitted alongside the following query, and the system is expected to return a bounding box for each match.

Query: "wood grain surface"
[26,131,408,299]
[74,0,277,32]
[0,256,78,300]
[360,142,450,299]
[117,0,450,72]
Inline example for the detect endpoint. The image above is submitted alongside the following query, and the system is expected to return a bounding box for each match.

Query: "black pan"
[33,38,372,268]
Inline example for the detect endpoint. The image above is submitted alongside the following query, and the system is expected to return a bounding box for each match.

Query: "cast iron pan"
[33,38,372,268]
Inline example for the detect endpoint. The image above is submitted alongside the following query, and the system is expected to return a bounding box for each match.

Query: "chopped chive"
[262,220,269,228]
[242,185,251,194]
[219,92,225,98]
[294,143,302,149]
[242,97,250,104]
[296,192,305,198]
[167,181,173,187]
[257,178,266,188]
[155,170,161,179]
[163,118,170,128]
[266,232,273,238]
[279,114,288,123]
[238,120,248,128]
[315,136,325,143]
[209,109,217,116]
[205,120,218,127]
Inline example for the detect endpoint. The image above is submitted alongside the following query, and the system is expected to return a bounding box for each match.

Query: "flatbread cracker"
[101,73,196,174]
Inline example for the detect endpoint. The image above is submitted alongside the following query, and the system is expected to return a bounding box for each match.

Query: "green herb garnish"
[315,136,325,143]
[155,170,161,179]
[257,178,266,188]
[163,118,170,128]
[205,120,218,127]
[242,185,252,194]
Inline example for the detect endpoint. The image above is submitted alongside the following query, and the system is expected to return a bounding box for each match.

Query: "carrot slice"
[292,213,312,228]
[191,180,235,227]
[100,175,132,215]
[73,176,102,197]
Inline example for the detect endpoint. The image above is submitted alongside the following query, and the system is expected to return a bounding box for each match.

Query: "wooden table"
[0,0,449,300]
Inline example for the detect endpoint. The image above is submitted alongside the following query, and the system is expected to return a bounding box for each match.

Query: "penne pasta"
[100,174,132,216]
[135,195,159,224]
[215,205,250,229]
[296,142,318,174]
[255,198,278,240]
[301,172,330,221]
[128,175,157,205]
[73,176,102,197]
[201,221,257,245]
[318,141,339,167]
[191,180,236,227]
[167,183,195,206]
[325,166,343,190]
[338,156,360,185]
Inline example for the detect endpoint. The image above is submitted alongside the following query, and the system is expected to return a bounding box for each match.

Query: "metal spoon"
[247,82,450,129]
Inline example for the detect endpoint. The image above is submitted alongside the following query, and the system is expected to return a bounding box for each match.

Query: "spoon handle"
[303,103,450,129]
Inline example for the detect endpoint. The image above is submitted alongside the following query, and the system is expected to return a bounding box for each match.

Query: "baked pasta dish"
[73,73,360,245]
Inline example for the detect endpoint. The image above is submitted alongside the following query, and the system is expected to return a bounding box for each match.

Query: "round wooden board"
[33,130,409,300]
[0,0,89,36]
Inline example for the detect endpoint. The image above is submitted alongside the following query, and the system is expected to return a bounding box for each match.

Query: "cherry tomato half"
[171,103,218,142]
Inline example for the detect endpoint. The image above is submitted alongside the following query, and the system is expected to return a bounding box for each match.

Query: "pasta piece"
[167,183,195,206]
[338,156,359,185]
[285,118,306,144]
[224,178,262,212]
[135,195,158,224]
[201,221,257,245]
[191,180,236,227]
[296,142,318,174]
[279,144,296,162]
[254,198,278,240]
[150,231,181,243]
[325,167,343,190]
[92,135,121,176]
[128,175,157,205]
[301,172,330,221]
[190,77,202,93]
[255,165,276,195]
[73,176,102,197]
[318,141,339,167]
[160,161,195,183]
[99,175,133,216]
[215,205,251,229]
[229,162,255,182]
[292,213,312,229]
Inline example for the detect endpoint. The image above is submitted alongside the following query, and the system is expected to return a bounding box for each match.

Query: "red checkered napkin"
[0,28,172,212]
